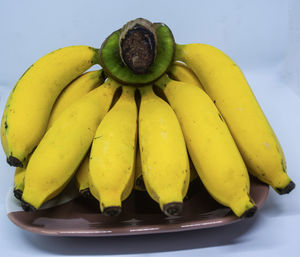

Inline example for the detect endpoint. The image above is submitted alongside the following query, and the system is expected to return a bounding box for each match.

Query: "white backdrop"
[0,1,300,257]
[0,0,299,87]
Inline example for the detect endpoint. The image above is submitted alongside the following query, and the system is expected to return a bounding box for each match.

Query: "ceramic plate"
[6,176,269,237]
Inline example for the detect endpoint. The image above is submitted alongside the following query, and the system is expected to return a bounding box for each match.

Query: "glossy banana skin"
[168,62,203,88]
[13,167,26,200]
[138,86,190,216]
[1,46,99,167]
[47,70,105,128]
[155,76,256,217]
[89,86,137,216]
[21,79,119,211]
[12,70,105,200]
[176,44,295,194]
[75,152,91,197]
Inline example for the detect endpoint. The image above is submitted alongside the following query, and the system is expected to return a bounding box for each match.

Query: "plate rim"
[6,181,269,237]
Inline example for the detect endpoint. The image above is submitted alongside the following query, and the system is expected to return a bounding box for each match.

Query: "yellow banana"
[155,76,256,218]
[134,150,197,190]
[47,70,105,128]
[11,69,105,200]
[21,79,119,211]
[138,85,190,216]
[176,44,295,194]
[189,157,199,183]
[13,167,26,200]
[89,86,138,216]
[168,62,203,88]
[74,152,92,198]
[1,45,99,167]
[134,147,146,191]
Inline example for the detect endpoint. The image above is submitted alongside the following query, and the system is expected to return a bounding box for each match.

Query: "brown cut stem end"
[119,18,156,74]
[162,202,183,217]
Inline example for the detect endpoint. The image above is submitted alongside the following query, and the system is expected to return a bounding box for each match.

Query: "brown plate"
[6,176,269,237]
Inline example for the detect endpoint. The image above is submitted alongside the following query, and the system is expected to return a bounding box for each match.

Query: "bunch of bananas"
[1,18,295,218]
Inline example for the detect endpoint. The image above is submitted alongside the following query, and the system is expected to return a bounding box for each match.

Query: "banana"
[138,85,190,216]
[89,86,137,216]
[13,167,26,200]
[11,69,105,200]
[47,70,105,128]
[189,157,199,183]
[155,76,256,218]
[175,43,295,194]
[21,79,119,211]
[1,45,99,167]
[134,147,146,191]
[134,150,197,190]
[75,152,92,198]
[168,62,203,88]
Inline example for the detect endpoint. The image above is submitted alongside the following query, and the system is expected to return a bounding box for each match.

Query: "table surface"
[0,64,299,257]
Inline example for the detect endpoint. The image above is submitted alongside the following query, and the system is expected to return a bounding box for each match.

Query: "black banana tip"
[163,202,183,217]
[276,181,296,195]
[7,156,23,167]
[13,189,23,200]
[103,206,122,217]
[80,188,94,199]
[20,200,36,212]
[240,206,258,219]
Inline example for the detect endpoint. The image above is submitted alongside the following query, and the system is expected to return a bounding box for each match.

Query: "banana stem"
[174,44,185,61]
[119,18,157,74]
[153,74,171,90]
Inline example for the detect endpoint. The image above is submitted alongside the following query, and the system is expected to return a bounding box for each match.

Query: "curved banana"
[168,62,203,88]
[11,69,105,200]
[21,79,119,211]
[89,86,138,216]
[138,85,190,216]
[134,147,146,191]
[155,76,256,218]
[47,70,105,128]
[1,45,99,167]
[176,43,295,194]
[75,152,92,198]
[13,167,26,200]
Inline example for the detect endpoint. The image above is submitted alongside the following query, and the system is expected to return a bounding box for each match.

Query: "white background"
[0,0,300,256]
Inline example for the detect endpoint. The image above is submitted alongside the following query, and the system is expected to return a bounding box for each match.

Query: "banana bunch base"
[2,18,294,219]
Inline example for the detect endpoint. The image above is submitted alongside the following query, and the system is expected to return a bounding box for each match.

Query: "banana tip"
[7,156,23,167]
[20,200,36,212]
[103,206,122,217]
[13,189,23,200]
[80,188,94,199]
[163,202,183,217]
[276,181,296,195]
[240,206,257,219]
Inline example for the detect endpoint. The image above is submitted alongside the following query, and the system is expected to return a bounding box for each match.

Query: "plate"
[6,176,269,237]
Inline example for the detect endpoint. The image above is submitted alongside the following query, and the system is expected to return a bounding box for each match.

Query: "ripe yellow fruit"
[155,76,256,217]
[176,43,295,194]
[21,79,119,210]
[89,86,138,216]
[138,85,190,216]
